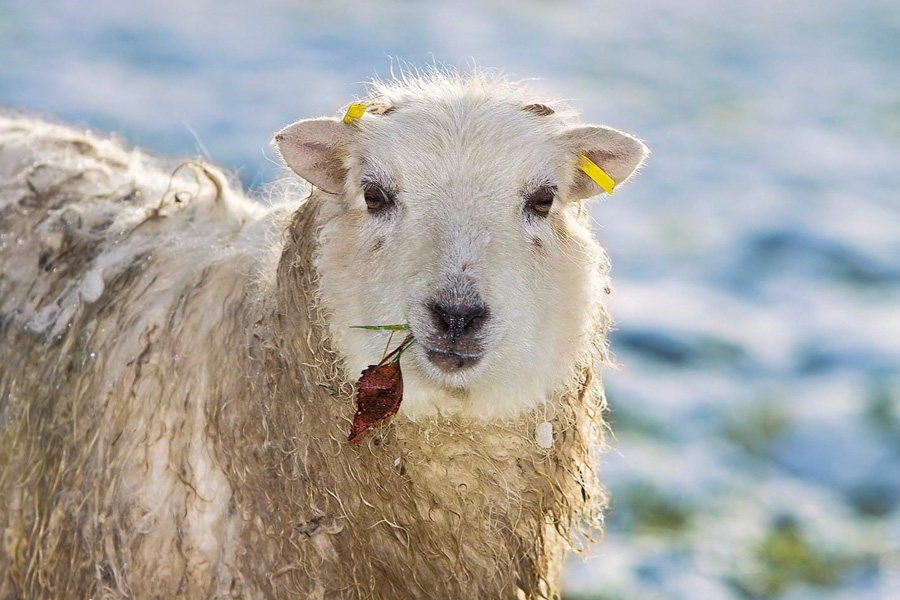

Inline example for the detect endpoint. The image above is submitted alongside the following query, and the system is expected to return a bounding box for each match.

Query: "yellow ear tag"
[342,103,367,124]
[578,155,616,194]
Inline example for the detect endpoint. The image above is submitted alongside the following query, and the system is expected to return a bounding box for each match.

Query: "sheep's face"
[277,88,647,420]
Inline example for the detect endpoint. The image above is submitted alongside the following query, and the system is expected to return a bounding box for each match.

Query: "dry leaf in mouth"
[347,333,414,444]
[348,360,404,444]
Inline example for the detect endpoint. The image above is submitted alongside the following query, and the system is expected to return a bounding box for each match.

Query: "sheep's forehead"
[356,99,564,189]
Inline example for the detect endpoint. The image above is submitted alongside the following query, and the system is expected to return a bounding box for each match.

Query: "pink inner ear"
[309,151,347,192]
[563,126,648,200]
[275,119,350,194]
[584,149,618,167]
[284,142,345,193]
[568,143,646,200]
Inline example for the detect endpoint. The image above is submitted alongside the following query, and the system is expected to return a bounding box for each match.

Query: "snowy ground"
[2,1,898,597]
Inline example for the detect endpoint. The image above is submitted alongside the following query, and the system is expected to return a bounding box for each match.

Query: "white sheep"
[0,71,647,599]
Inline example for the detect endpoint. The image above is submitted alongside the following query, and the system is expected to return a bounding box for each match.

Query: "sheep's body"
[0,116,273,598]
[0,109,607,598]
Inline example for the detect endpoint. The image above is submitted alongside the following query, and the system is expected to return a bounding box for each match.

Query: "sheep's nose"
[431,302,489,340]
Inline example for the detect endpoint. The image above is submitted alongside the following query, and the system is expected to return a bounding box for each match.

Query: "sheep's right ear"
[274,118,353,194]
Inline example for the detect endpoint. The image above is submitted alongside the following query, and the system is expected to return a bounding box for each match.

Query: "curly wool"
[0,106,609,598]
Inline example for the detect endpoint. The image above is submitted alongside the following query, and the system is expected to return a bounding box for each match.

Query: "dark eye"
[526,186,556,216]
[363,184,393,212]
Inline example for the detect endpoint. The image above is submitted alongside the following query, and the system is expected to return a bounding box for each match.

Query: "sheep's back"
[0,114,266,338]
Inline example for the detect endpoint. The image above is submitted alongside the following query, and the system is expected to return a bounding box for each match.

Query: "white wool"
[536,421,554,449]
[79,266,105,303]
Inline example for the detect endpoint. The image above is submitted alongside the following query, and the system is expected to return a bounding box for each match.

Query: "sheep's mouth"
[423,346,483,372]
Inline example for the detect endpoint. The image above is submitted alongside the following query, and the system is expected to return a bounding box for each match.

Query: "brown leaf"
[348,360,403,444]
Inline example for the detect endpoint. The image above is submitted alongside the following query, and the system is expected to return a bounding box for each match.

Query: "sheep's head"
[276,75,647,420]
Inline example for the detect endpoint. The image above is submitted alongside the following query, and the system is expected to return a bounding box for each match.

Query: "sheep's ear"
[560,125,649,199]
[275,118,353,194]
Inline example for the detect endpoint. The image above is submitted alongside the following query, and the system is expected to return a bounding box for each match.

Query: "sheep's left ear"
[274,118,353,194]
[560,125,649,199]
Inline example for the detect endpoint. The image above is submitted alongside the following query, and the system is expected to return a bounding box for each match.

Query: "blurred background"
[2,1,898,597]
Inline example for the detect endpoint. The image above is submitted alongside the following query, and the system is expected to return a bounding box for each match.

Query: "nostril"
[432,302,488,336]
[436,305,459,330]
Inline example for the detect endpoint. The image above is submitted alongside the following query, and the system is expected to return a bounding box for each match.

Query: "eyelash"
[363,183,395,213]
[524,185,557,217]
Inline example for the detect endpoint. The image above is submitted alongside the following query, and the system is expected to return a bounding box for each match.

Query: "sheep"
[0,71,648,599]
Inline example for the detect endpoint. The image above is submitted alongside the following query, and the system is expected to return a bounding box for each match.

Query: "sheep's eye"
[526,186,556,216]
[363,184,393,212]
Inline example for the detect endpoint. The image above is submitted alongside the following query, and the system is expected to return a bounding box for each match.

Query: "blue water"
[3,1,899,597]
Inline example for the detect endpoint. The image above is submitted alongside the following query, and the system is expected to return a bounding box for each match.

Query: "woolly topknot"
[358,65,579,122]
